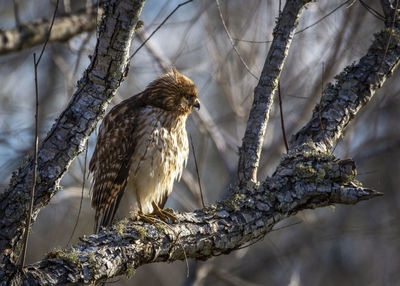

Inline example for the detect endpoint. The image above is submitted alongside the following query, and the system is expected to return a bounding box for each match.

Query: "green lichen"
[221,193,246,212]
[87,252,99,279]
[316,167,326,182]
[113,218,128,236]
[80,235,90,243]
[379,28,400,43]
[135,225,148,240]
[203,204,217,214]
[340,172,356,184]
[126,263,136,279]
[295,163,317,178]
[46,247,80,265]
[154,222,167,235]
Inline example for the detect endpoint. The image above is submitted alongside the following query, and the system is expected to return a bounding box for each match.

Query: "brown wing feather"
[89,94,144,233]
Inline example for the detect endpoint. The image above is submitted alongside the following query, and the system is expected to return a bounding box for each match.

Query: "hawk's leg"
[136,204,177,223]
[151,202,178,222]
[135,201,156,223]
[137,209,157,224]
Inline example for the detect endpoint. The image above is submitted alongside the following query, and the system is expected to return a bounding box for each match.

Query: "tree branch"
[291,24,400,150]
[0,8,99,55]
[237,0,312,182]
[12,144,381,284]
[0,0,146,278]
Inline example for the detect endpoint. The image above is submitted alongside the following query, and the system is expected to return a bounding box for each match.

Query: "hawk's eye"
[184,94,191,100]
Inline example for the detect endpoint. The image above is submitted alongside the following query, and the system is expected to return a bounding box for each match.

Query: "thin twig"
[271,220,302,231]
[20,0,60,268]
[37,0,60,65]
[67,140,89,247]
[359,0,385,21]
[231,38,272,44]
[215,0,258,80]
[295,0,355,35]
[128,0,193,62]
[236,235,264,250]
[321,62,325,94]
[20,53,40,268]
[233,0,354,44]
[319,62,329,150]
[190,134,205,208]
[277,81,288,152]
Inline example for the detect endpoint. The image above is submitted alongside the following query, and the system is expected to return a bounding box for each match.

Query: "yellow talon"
[151,202,178,222]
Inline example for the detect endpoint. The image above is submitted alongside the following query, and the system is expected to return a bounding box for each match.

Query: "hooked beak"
[193,99,200,110]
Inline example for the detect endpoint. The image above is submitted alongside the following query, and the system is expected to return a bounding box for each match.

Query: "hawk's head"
[144,68,200,115]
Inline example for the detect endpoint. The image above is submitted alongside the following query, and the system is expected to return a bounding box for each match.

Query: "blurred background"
[0,0,399,285]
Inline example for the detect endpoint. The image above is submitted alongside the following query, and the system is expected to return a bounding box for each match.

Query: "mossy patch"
[135,225,148,240]
[126,263,136,279]
[295,163,317,178]
[113,218,129,236]
[46,247,80,266]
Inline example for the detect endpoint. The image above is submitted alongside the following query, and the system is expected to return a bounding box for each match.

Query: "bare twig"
[19,53,40,268]
[295,0,355,35]
[67,140,89,247]
[232,0,354,44]
[215,0,259,80]
[231,38,272,44]
[37,0,60,64]
[136,30,172,71]
[128,0,194,62]
[359,0,385,21]
[19,0,60,268]
[319,62,329,149]
[190,134,205,208]
[277,81,289,152]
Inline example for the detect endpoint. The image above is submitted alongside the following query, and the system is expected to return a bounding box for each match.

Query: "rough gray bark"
[237,0,312,182]
[0,8,98,55]
[0,0,145,282]
[0,0,398,285]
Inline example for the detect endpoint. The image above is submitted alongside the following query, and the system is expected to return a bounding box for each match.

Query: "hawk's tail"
[94,192,124,233]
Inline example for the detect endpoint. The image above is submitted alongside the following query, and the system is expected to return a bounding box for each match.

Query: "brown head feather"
[143,68,199,114]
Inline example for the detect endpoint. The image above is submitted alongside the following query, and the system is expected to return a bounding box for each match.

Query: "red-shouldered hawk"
[89,68,199,233]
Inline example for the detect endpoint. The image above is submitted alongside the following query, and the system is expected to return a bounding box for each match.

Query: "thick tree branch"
[291,11,400,150]
[237,0,312,182]
[11,144,381,284]
[0,0,146,277]
[0,8,98,55]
